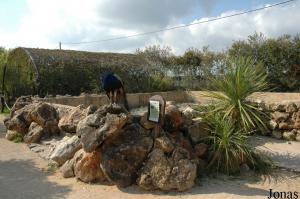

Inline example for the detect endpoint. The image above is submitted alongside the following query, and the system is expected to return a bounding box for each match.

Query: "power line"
[62,0,296,45]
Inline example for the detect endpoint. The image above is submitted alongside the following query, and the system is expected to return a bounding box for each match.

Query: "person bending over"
[101,72,129,111]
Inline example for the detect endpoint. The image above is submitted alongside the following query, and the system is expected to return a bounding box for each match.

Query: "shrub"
[203,112,272,174]
[204,57,269,133]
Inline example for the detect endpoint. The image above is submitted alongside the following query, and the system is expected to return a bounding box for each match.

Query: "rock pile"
[257,102,300,141]
[4,98,209,192]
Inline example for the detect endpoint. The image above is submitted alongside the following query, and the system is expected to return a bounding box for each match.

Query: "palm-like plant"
[204,57,269,133]
[204,112,271,174]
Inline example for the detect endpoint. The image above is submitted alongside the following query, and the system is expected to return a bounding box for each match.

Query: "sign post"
[147,95,166,138]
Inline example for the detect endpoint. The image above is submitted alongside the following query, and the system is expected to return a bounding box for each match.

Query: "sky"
[0,0,299,54]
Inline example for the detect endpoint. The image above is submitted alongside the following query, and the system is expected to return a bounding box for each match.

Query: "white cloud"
[0,0,300,54]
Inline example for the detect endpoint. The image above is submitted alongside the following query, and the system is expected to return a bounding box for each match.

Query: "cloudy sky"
[0,0,299,54]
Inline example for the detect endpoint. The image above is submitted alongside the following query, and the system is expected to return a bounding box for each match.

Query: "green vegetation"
[12,134,23,143]
[203,57,269,133]
[1,32,300,100]
[201,58,272,174]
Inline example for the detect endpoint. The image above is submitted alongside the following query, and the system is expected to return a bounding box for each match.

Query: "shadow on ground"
[118,175,270,197]
[0,159,71,199]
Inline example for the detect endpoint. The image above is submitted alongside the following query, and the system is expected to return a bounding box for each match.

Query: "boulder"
[272,130,282,139]
[278,122,292,130]
[74,150,106,183]
[5,130,22,141]
[137,148,197,191]
[294,122,300,129]
[168,132,195,158]
[140,112,156,130]
[270,104,286,112]
[286,103,298,113]
[100,123,153,188]
[30,103,58,129]
[187,121,210,143]
[60,158,75,178]
[282,130,297,141]
[271,112,289,123]
[4,104,36,134]
[182,107,197,126]
[296,133,300,142]
[268,120,278,130]
[58,105,88,133]
[23,122,44,143]
[154,136,174,153]
[164,104,184,132]
[79,112,129,153]
[50,136,82,165]
[194,143,208,158]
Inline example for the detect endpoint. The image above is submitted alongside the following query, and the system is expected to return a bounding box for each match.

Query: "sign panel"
[148,100,160,122]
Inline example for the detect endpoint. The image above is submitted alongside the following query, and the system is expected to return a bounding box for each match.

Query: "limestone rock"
[272,130,282,139]
[79,112,128,153]
[194,143,208,158]
[271,112,289,123]
[58,105,88,133]
[30,103,58,129]
[23,122,44,143]
[296,134,300,142]
[154,136,174,153]
[60,158,75,178]
[5,130,22,141]
[282,130,297,141]
[270,104,286,112]
[140,112,156,130]
[74,150,106,183]
[100,123,153,188]
[286,103,298,113]
[137,148,197,191]
[187,121,210,143]
[268,120,278,130]
[50,136,82,165]
[278,122,292,130]
[294,122,300,129]
[164,104,184,132]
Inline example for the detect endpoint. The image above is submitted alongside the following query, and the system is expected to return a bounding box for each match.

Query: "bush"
[204,57,269,133]
[201,57,272,175]
[203,112,271,174]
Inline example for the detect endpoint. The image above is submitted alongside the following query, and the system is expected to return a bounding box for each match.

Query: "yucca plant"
[203,112,272,174]
[203,57,269,133]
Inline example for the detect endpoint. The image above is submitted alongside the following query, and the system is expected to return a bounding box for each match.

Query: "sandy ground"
[0,114,299,199]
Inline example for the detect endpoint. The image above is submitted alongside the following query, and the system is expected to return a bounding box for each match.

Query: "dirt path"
[0,115,299,199]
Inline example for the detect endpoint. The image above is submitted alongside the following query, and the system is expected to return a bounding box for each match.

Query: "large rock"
[50,136,82,165]
[194,143,208,158]
[58,105,88,133]
[23,122,44,143]
[282,130,297,141]
[286,103,298,113]
[100,123,153,188]
[30,103,58,129]
[154,136,174,153]
[271,112,289,123]
[164,104,184,132]
[272,130,282,139]
[5,130,22,141]
[140,112,156,130]
[78,112,129,153]
[137,148,197,191]
[268,120,278,130]
[187,121,210,143]
[4,104,36,134]
[74,150,106,183]
[60,158,75,178]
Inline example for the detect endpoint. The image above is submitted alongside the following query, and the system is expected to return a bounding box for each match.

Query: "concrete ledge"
[35,91,300,108]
